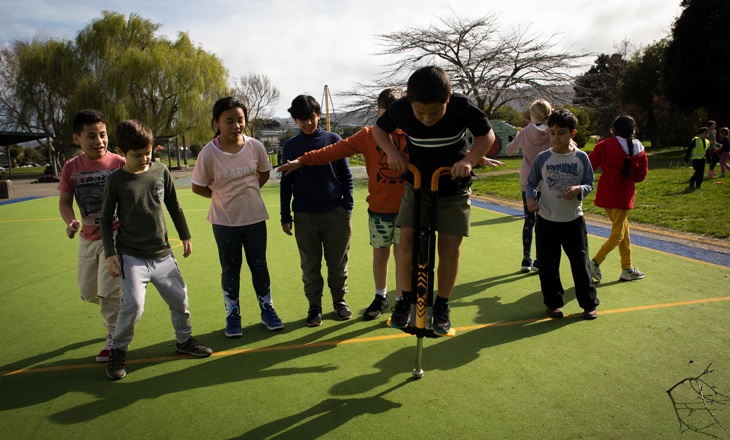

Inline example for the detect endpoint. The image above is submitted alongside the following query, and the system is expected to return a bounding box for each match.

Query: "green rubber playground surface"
[1,180,728,439]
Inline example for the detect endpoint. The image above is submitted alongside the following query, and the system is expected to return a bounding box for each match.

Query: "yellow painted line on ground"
[3,295,730,378]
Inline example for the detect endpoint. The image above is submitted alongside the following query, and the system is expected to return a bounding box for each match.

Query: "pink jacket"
[505,123,551,190]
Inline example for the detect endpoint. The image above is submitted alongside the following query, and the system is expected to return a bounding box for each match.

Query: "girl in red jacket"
[588,115,649,282]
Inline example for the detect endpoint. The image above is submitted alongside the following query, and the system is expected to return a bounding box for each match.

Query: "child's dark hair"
[697,126,710,135]
[547,109,578,130]
[407,66,451,104]
[115,119,154,154]
[720,127,729,137]
[377,88,405,110]
[705,119,716,128]
[212,97,248,135]
[287,95,321,120]
[612,115,637,177]
[73,109,106,134]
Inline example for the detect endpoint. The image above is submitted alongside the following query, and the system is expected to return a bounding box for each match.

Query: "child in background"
[277,88,408,320]
[279,95,354,327]
[588,115,648,283]
[717,127,730,177]
[526,109,599,320]
[705,120,719,179]
[58,109,125,363]
[505,99,553,273]
[685,127,710,189]
[372,66,496,334]
[101,119,212,380]
[192,97,283,338]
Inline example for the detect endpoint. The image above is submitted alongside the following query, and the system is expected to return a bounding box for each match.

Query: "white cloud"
[0,0,682,116]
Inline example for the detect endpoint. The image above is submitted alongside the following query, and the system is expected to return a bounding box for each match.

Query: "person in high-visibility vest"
[684,126,710,189]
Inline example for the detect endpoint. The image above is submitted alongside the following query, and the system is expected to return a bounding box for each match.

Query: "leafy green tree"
[73,12,228,145]
[618,40,668,147]
[0,37,82,174]
[490,105,525,127]
[565,106,594,149]
[7,145,23,167]
[664,0,730,124]
[574,53,627,137]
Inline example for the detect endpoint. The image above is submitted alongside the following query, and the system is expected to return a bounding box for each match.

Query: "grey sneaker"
[619,267,644,281]
[334,300,352,320]
[260,303,284,331]
[590,259,602,283]
[106,348,126,381]
[176,337,213,358]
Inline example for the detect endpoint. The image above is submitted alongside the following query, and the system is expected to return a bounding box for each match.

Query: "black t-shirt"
[376,93,492,194]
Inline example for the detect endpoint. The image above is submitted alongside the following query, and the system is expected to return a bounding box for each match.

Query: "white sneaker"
[619,267,644,281]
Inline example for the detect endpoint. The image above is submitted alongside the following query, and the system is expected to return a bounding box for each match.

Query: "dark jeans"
[535,215,599,311]
[212,222,271,317]
[690,159,705,187]
[521,191,539,260]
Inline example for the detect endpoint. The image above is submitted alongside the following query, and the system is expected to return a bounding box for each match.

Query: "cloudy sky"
[1,0,682,117]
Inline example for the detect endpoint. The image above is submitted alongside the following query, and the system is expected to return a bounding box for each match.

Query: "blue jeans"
[212,222,271,317]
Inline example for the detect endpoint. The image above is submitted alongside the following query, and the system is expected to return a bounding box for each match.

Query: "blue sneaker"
[225,315,243,338]
[260,303,284,331]
[432,301,451,334]
[389,296,410,328]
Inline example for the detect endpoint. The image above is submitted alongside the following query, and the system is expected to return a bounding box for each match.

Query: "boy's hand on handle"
[277,160,302,175]
[387,151,408,172]
[450,159,473,179]
[182,239,192,258]
[106,256,121,278]
[282,222,293,236]
[66,220,80,239]
[527,197,539,213]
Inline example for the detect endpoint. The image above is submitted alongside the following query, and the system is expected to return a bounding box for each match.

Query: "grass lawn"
[473,147,730,239]
[0,181,728,439]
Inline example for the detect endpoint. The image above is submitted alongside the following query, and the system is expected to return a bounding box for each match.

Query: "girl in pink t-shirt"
[192,97,282,337]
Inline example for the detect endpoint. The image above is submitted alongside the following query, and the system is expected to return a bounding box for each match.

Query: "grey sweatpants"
[111,253,192,351]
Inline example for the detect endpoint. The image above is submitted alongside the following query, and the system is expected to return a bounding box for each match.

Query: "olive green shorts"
[395,184,471,237]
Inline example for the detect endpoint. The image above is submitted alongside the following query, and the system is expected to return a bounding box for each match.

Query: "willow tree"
[73,11,228,145]
[0,36,82,173]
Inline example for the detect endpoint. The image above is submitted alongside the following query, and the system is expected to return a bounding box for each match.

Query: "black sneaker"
[531,260,540,273]
[432,301,451,334]
[106,348,126,381]
[520,258,533,273]
[363,295,389,320]
[389,296,410,329]
[334,300,352,320]
[176,337,213,358]
[306,306,322,327]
